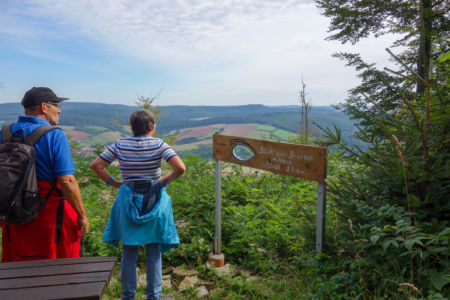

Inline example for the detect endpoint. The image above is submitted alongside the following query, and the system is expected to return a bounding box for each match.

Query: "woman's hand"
[90,157,123,188]
[111,180,124,188]
[161,156,186,184]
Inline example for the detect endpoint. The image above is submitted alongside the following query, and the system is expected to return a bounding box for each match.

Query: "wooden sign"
[213,134,327,182]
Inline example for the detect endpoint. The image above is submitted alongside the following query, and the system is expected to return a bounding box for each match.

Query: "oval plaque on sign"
[232,144,255,161]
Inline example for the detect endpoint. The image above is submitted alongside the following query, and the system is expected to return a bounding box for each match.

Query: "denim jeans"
[121,243,162,300]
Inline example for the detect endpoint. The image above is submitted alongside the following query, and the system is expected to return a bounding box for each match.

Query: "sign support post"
[214,159,222,254]
[316,181,327,253]
[209,159,225,267]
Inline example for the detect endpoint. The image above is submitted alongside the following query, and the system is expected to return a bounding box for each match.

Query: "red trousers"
[1,180,81,262]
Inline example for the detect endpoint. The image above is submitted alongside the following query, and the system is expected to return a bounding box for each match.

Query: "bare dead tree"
[299,75,312,144]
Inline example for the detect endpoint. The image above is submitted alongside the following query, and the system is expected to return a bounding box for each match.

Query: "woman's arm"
[160,155,186,184]
[90,157,123,188]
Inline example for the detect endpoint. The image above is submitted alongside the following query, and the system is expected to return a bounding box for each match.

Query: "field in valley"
[62,122,297,157]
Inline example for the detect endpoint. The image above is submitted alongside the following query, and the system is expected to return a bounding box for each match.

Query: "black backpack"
[0,123,60,224]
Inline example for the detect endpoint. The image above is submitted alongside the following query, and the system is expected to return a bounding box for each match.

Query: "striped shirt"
[99,136,177,181]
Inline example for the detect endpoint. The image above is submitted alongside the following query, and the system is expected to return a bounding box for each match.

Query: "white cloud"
[2,0,398,105]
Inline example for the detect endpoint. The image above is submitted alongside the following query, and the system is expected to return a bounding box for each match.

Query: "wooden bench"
[0,257,116,300]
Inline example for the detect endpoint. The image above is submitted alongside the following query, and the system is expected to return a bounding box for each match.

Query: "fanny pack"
[126,180,166,216]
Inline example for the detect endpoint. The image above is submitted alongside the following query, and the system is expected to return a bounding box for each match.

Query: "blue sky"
[0,0,397,106]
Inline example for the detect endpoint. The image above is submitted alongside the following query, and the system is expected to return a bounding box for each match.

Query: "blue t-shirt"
[0,116,75,180]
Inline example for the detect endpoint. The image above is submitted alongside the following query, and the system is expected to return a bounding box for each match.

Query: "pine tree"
[313,1,449,296]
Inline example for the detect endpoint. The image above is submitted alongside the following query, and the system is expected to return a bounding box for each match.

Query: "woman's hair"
[130,109,155,136]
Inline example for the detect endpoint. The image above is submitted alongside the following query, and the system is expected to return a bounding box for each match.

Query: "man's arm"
[57,174,89,236]
[161,155,186,184]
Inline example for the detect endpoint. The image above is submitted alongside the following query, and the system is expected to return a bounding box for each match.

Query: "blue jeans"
[121,244,162,300]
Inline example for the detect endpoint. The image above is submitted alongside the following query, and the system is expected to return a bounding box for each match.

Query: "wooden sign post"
[210,134,327,265]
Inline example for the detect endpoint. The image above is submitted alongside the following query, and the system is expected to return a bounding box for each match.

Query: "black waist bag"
[127,180,166,216]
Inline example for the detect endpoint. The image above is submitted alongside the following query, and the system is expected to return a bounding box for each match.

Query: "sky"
[0,0,398,107]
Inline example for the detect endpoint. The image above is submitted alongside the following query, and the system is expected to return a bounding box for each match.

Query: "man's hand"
[77,215,90,237]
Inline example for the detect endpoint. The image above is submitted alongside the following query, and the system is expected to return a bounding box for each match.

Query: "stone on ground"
[196,285,209,298]
[198,279,214,289]
[173,266,199,277]
[178,275,199,291]
[162,267,173,275]
[162,277,172,289]
[215,264,237,277]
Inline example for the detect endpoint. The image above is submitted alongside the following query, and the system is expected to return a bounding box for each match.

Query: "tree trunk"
[416,0,432,93]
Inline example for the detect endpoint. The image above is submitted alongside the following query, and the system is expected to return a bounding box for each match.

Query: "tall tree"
[313,1,449,296]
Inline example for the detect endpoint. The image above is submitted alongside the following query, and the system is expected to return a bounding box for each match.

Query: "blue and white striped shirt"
[99,136,177,181]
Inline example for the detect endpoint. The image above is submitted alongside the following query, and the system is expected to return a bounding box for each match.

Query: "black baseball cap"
[21,87,69,108]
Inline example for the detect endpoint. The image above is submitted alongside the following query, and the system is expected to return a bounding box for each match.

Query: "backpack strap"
[26,125,62,146]
[1,123,61,146]
[1,123,14,144]
[55,198,65,244]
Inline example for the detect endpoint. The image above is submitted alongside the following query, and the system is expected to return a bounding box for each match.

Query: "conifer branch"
[385,48,425,84]
[313,122,359,157]
[384,67,411,80]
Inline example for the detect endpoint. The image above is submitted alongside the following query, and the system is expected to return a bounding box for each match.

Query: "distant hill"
[0,102,356,155]
[159,104,355,134]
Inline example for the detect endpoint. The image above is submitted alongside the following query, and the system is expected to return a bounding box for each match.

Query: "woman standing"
[90,109,185,300]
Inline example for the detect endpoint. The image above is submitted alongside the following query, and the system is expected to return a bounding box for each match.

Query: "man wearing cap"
[0,87,89,262]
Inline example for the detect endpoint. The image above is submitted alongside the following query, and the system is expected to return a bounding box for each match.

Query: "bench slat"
[0,257,116,270]
[0,261,116,279]
[0,282,105,300]
[0,271,111,290]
